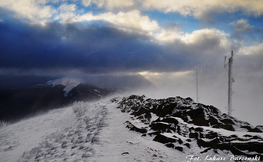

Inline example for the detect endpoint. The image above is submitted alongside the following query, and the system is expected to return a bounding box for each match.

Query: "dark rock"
[220,124,235,131]
[121,152,129,155]
[241,125,254,132]
[194,127,204,132]
[175,146,183,152]
[125,121,147,133]
[153,134,177,144]
[197,138,220,148]
[150,122,171,133]
[162,117,179,125]
[131,107,148,116]
[232,142,263,153]
[243,134,252,138]
[184,143,191,148]
[161,103,177,115]
[172,111,183,118]
[189,132,199,139]
[165,143,174,148]
[136,111,152,123]
[209,116,220,126]
[252,135,263,140]
[192,115,209,126]
[148,132,159,136]
[205,131,218,139]
[118,95,263,157]
[221,118,235,125]
[176,137,183,144]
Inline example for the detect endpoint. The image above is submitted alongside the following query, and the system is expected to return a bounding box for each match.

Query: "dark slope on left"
[0,83,115,122]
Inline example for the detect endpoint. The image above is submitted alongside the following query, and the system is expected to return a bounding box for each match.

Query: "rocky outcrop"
[115,95,263,159]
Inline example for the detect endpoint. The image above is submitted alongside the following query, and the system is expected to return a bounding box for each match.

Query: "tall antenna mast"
[195,68,199,103]
[224,51,234,116]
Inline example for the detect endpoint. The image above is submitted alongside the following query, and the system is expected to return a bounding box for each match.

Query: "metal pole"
[195,68,199,103]
[228,51,233,116]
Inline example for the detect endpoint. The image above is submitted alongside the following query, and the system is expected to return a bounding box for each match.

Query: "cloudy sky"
[0,0,263,125]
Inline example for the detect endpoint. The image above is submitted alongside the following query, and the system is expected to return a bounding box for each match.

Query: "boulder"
[125,121,147,134]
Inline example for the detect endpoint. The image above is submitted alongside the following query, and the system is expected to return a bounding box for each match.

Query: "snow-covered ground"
[0,106,76,162]
[1,96,262,162]
[89,100,186,162]
[0,98,188,162]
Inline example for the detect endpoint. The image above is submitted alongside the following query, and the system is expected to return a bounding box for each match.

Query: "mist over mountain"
[0,75,153,123]
[0,78,115,122]
[0,74,153,91]
[81,74,154,90]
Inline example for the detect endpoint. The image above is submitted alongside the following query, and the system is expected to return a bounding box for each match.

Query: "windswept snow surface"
[0,98,187,162]
[89,101,187,162]
[1,96,262,162]
[0,106,76,162]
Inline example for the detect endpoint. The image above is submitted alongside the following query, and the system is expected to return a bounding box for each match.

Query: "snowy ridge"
[1,95,263,162]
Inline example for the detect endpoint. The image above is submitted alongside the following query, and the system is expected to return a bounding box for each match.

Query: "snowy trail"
[1,99,191,162]
[1,100,113,162]
[89,101,185,162]
[17,101,109,162]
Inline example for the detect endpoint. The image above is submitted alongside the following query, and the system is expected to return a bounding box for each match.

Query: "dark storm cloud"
[0,7,239,78]
[0,8,239,91]
[0,15,193,74]
[0,8,230,90]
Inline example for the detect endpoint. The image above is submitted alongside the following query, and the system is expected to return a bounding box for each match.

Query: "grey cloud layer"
[1,9,263,86]
[0,13,231,75]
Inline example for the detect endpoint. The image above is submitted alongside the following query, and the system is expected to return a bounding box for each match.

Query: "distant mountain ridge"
[47,78,83,97]
[0,79,116,122]
[114,95,263,159]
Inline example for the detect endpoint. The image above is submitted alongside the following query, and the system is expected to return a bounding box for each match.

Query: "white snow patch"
[93,89,100,93]
[47,78,81,97]
[151,112,159,122]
